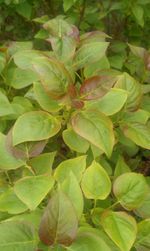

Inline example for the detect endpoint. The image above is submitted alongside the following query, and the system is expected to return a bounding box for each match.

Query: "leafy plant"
[0,16,150,251]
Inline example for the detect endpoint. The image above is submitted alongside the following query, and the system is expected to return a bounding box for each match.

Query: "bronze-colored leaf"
[39,190,78,246]
[80,75,116,100]
[6,128,47,159]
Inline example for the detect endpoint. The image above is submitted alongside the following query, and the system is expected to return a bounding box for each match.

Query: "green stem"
[106,201,119,211]
[5,171,13,185]
[78,0,87,28]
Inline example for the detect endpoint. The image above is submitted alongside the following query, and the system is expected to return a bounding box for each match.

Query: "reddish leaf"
[39,190,78,246]
[71,100,84,109]
[68,25,80,41]
[80,31,110,45]
[68,84,77,99]
[6,128,47,159]
[80,75,116,100]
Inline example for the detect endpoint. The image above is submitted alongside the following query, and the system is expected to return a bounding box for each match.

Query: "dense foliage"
[0,1,150,251]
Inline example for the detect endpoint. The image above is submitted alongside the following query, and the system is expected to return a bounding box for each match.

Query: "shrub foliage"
[0,1,150,251]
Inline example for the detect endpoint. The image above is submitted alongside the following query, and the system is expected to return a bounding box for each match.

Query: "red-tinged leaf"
[43,18,79,40]
[80,75,116,100]
[28,141,47,157]
[128,43,147,59]
[39,190,78,246]
[68,84,77,99]
[68,25,80,41]
[71,100,84,109]
[13,50,72,99]
[80,31,110,45]
[6,128,47,159]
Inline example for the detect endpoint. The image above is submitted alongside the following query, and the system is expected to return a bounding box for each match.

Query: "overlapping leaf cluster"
[0,17,150,251]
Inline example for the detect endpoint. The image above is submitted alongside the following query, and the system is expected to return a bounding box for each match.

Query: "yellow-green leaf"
[81,161,111,200]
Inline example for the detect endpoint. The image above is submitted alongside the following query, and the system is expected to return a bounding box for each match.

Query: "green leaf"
[49,36,76,63]
[0,221,38,251]
[68,228,111,251]
[27,152,56,175]
[80,31,110,45]
[0,188,28,214]
[128,43,146,59]
[135,192,150,219]
[101,211,137,251]
[95,229,120,251]
[10,96,34,120]
[43,17,78,38]
[0,91,13,116]
[39,190,78,246]
[14,175,54,210]
[33,15,49,24]
[90,144,103,159]
[84,56,110,78]
[34,29,49,39]
[33,82,61,113]
[71,109,115,157]
[123,109,150,124]
[0,133,24,170]
[61,172,84,219]
[54,156,87,183]
[81,161,111,200]
[63,0,77,12]
[87,88,128,116]
[16,2,32,20]
[135,219,150,251]
[114,156,131,179]
[0,52,6,73]
[13,50,43,69]
[116,128,139,157]
[63,128,89,153]
[132,5,144,27]
[5,65,38,89]
[99,157,113,176]
[12,111,61,146]
[115,72,142,111]
[4,209,43,229]
[113,172,148,210]
[73,42,109,70]
[8,41,33,56]
[109,55,125,70]
[13,50,71,98]
[122,122,150,150]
